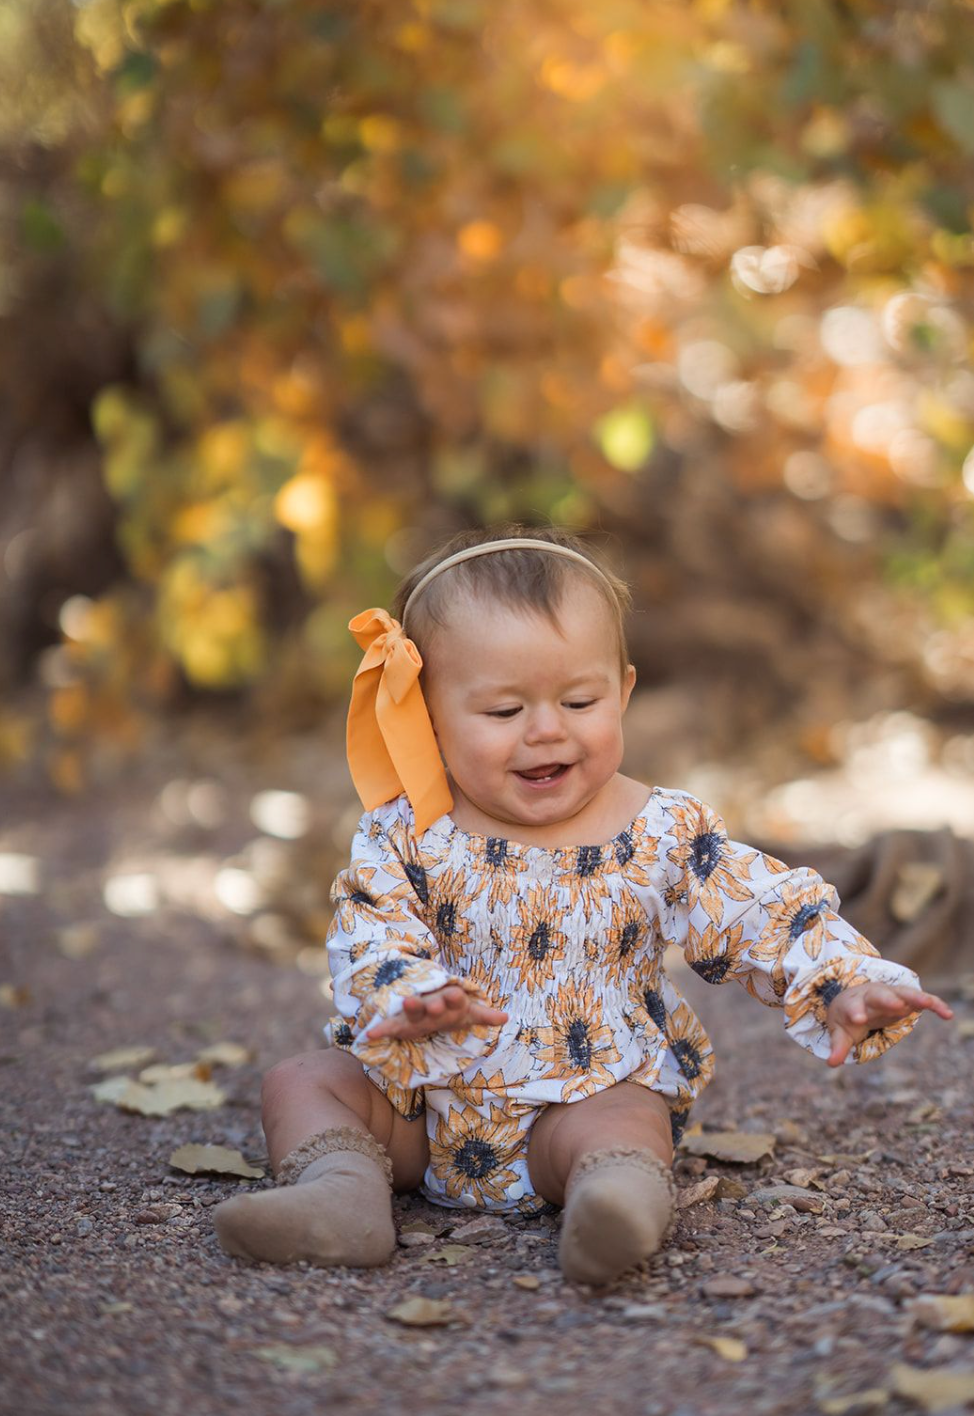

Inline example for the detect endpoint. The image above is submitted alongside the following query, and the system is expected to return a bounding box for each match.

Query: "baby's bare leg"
[527,1083,674,1285]
[214,1049,428,1268]
[261,1047,428,1190]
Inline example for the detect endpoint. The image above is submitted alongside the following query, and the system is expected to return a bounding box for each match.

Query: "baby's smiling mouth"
[515,763,571,784]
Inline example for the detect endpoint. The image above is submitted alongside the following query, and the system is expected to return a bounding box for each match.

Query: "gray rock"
[750,1184,824,1213]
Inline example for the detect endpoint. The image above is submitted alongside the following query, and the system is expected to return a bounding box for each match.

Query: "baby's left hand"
[825,981,953,1067]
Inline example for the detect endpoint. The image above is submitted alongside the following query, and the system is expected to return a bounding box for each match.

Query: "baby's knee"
[259,1048,367,1118]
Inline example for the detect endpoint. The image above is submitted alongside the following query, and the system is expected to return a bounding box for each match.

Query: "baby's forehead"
[421,582,622,679]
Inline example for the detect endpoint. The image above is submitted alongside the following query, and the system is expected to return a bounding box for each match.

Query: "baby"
[214,526,952,1284]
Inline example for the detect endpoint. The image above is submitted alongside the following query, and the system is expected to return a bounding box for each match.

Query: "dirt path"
[2,757,973,1416]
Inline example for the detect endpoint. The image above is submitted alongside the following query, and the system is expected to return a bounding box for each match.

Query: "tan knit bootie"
[214,1126,396,1268]
[559,1147,675,1286]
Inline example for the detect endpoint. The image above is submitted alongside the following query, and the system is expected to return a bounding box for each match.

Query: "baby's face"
[422,582,635,833]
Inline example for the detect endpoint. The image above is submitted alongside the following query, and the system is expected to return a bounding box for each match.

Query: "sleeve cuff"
[783,955,922,1064]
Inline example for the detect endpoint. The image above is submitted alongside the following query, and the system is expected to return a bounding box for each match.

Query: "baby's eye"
[486,707,521,719]
[565,699,595,710]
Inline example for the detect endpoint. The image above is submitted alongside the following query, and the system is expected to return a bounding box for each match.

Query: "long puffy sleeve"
[324,805,500,1114]
[651,788,922,1064]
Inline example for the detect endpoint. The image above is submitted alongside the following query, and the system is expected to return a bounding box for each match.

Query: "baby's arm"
[654,788,952,1064]
[326,807,503,1091]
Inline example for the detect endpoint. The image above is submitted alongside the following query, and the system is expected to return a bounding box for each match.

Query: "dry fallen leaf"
[58,924,100,959]
[0,984,32,1009]
[386,1297,456,1327]
[818,1388,889,1414]
[512,1274,541,1290]
[252,1344,336,1373]
[681,1130,776,1164]
[677,1176,720,1209]
[909,1294,974,1333]
[169,1144,265,1179]
[89,1046,157,1073]
[418,1244,473,1267]
[891,1362,974,1413]
[715,1177,748,1200]
[956,1020,974,1041]
[697,1336,747,1362]
[139,1062,211,1084]
[195,1042,253,1067]
[90,1076,226,1116]
[896,1235,935,1251]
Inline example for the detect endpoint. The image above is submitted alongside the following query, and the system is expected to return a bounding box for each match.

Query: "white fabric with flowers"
[323,788,920,1214]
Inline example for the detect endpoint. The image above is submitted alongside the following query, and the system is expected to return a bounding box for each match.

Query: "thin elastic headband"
[401,538,614,629]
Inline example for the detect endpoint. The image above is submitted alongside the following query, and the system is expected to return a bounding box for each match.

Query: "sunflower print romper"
[323,787,921,1216]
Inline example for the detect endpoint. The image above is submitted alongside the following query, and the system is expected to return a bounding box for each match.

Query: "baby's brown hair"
[393,524,632,676]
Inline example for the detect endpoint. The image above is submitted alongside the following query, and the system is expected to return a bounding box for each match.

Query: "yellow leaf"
[896,1234,935,1251]
[169,1144,265,1180]
[698,1336,748,1362]
[418,1244,473,1267]
[818,1389,888,1415]
[252,1343,336,1373]
[89,1045,157,1073]
[0,984,31,1009]
[91,1076,226,1116]
[386,1297,456,1327]
[195,1042,253,1068]
[677,1176,720,1209]
[512,1275,541,1290]
[909,1294,974,1333]
[891,1363,974,1413]
[681,1130,776,1164]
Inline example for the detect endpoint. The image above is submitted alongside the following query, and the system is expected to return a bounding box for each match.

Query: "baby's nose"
[524,706,567,742]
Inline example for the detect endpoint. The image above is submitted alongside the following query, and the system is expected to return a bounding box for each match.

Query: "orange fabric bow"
[346,608,453,833]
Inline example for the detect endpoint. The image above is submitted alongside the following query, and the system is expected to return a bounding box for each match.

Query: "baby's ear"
[621,663,636,708]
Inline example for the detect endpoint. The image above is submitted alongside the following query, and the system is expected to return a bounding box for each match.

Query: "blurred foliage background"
[2,0,974,802]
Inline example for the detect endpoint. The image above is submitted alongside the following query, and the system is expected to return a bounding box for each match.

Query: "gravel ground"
[2,759,973,1416]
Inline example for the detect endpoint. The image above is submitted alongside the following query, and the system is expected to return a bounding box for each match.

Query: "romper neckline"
[428,787,659,861]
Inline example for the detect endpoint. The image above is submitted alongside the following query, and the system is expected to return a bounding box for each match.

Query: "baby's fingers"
[469,1002,509,1026]
[891,987,953,1021]
[827,1023,856,1068]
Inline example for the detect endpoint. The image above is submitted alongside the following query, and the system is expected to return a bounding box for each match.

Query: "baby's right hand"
[365,985,508,1042]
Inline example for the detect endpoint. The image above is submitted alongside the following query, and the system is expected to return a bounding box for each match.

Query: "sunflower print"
[330,865,415,934]
[563,844,617,919]
[627,965,669,1033]
[665,799,757,925]
[423,867,478,964]
[347,950,439,1004]
[510,885,569,994]
[760,851,792,876]
[613,820,660,888]
[665,1000,715,1094]
[783,956,868,1033]
[532,978,623,1100]
[428,1101,525,1207]
[684,919,748,986]
[356,1028,447,1090]
[447,1066,511,1106]
[603,895,650,985]
[326,792,924,1214]
[756,878,836,963]
[464,835,529,910]
[824,921,880,958]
